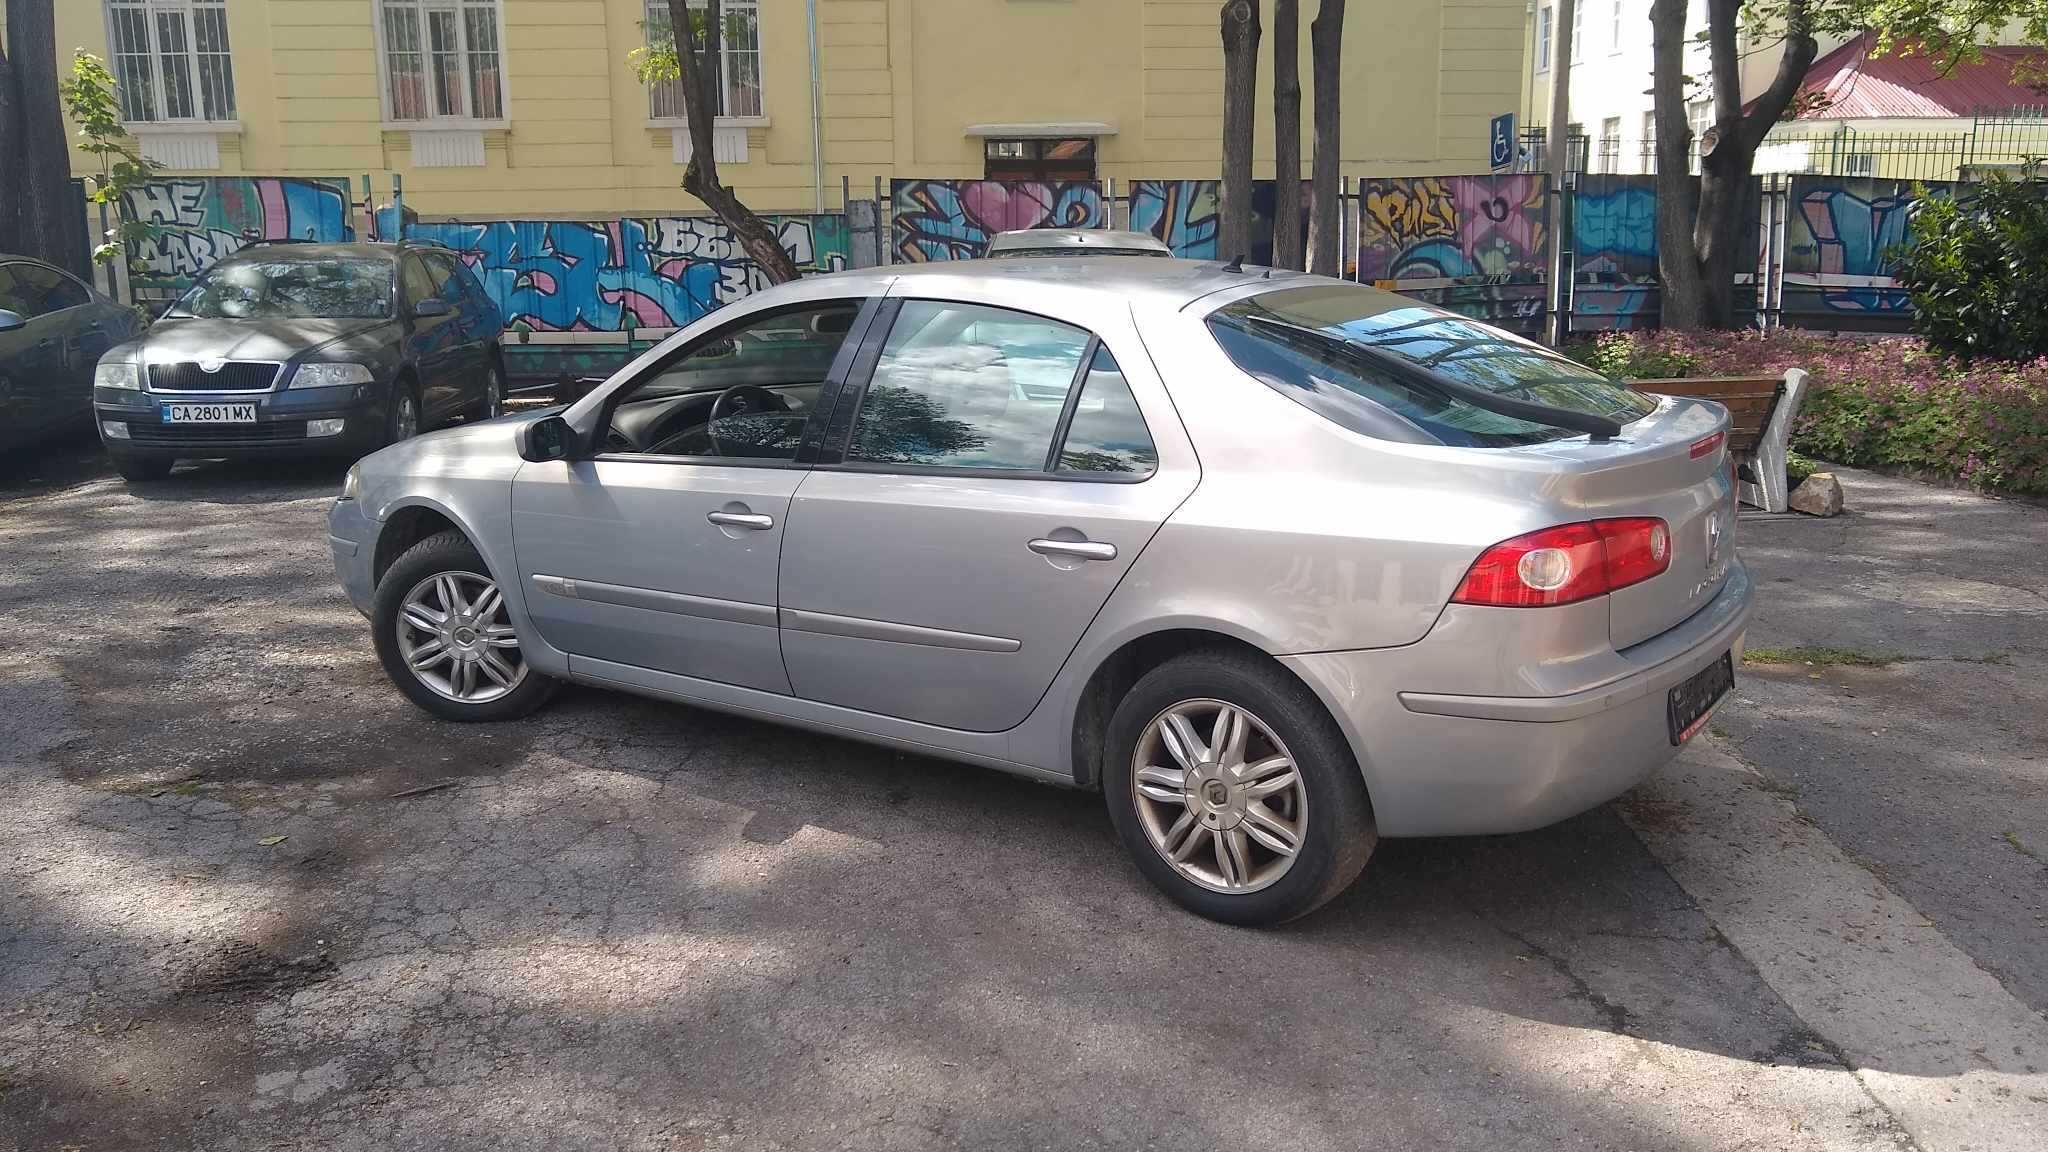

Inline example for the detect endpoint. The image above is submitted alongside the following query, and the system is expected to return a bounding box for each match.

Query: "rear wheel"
[110,452,175,482]
[372,531,556,722]
[1103,649,1376,925]
[477,359,503,420]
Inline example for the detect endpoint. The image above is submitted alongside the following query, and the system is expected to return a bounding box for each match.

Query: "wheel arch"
[1065,625,1344,792]
[372,498,474,588]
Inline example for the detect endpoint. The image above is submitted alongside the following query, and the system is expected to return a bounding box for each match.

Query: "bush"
[1891,175,2048,362]
[1577,330,2048,496]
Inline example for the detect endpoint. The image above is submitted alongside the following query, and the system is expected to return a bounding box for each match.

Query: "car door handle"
[1028,538,1117,562]
[707,511,775,531]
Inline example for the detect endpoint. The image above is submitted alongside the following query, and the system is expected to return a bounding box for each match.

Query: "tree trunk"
[0,39,22,256]
[1272,0,1302,270]
[1308,0,1345,277]
[668,0,799,284]
[1652,0,1813,329]
[8,0,80,270]
[1219,0,1260,262]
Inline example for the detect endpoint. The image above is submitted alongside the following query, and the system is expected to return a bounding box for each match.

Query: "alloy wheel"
[1130,698,1308,894]
[395,571,527,704]
[395,391,419,440]
[485,367,502,418]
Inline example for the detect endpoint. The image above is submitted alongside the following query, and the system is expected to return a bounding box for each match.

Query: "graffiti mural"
[123,176,354,295]
[889,180,1104,261]
[1569,175,1659,330]
[1127,180,1309,265]
[400,215,850,331]
[1358,175,1549,331]
[1783,176,1954,327]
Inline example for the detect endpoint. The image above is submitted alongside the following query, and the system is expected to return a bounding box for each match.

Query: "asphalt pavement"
[1,453,2041,1151]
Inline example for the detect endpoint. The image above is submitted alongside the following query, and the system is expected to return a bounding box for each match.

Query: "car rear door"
[776,293,1199,733]
[509,293,879,694]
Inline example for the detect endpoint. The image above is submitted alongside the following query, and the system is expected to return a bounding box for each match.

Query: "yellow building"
[29,0,1528,217]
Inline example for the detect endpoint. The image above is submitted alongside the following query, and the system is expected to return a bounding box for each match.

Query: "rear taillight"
[1451,518,1671,608]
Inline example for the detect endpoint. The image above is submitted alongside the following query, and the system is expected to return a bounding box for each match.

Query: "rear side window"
[847,300,1092,470]
[1056,346,1156,476]
[1207,285,1656,448]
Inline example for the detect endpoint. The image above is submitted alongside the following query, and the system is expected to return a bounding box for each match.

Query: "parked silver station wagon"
[329,258,1751,924]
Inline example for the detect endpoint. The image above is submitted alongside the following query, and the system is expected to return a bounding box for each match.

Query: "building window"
[646,0,763,120]
[1641,109,1657,171]
[1686,98,1712,170]
[1572,13,1585,63]
[105,0,236,122]
[1598,117,1621,174]
[1536,6,1552,71]
[1844,153,1876,176]
[1611,0,1624,52]
[380,0,504,122]
[983,138,1096,182]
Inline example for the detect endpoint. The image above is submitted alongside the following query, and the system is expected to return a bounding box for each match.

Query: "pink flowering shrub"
[1572,330,2048,496]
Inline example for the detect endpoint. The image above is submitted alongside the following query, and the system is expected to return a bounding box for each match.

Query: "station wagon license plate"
[1668,651,1735,745]
[163,403,257,424]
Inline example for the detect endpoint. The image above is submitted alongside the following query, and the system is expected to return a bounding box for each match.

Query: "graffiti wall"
[889,180,1104,261]
[1568,175,1659,330]
[1127,180,1309,265]
[1358,175,1550,332]
[123,176,355,296]
[1782,176,1953,330]
[399,215,849,331]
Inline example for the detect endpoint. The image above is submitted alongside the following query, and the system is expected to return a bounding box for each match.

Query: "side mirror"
[411,297,452,318]
[516,415,578,463]
[0,310,24,333]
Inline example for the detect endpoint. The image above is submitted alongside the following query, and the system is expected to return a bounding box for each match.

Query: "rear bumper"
[1280,561,1753,837]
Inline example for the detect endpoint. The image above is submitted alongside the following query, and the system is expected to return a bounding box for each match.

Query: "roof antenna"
[1221,254,1245,273]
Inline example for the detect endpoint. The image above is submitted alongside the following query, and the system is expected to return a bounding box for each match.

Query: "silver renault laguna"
[329,258,1750,924]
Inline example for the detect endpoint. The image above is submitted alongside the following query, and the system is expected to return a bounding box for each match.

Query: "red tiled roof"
[1792,32,2048,119]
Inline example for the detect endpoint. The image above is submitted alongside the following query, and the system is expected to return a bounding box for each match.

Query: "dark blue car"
[92,242,506,482]
[0,255,145,454]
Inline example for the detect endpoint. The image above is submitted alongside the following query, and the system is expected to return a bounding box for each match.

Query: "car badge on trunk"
[1705,513,1724,571]
[199,358,225,373]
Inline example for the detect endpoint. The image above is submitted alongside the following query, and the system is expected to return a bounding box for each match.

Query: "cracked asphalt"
[2,448,2043,1151]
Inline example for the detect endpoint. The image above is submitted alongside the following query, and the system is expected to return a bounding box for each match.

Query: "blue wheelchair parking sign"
[1490,114,1515,170]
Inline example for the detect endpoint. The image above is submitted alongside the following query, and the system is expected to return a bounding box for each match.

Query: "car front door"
[0,261,91,444]
[400,254,462,419]
[419,250,491,416]
[776,294,1199,732]
[509,293,876,693]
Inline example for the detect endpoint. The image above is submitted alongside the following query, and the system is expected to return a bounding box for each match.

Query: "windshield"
[167,257,395,320]
[1207,285,1656,447]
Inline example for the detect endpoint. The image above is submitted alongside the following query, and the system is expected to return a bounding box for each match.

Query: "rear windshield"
[1206,284,1656,447]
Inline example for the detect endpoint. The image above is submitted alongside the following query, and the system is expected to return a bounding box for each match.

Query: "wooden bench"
[1628,369,1811,513]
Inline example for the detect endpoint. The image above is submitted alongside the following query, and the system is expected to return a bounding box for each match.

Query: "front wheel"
[1103,649,1376,925]
[371,531,556,722]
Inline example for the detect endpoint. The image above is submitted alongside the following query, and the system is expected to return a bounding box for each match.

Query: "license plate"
[163,403,257,424]
[1668,651,1735,745]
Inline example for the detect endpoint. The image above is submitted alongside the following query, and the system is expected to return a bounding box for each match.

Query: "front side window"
[169,258,396,321]
[106,0,236,122]
[848,301,1093,471]
[383,0,503,121]
[645,0,763,120]
[600,300,862,461]
[1207,285,1656,448]
[0,263,91,319]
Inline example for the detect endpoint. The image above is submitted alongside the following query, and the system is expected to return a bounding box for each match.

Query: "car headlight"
[291,362,376,389]
[95,361,142,390]
[339,464,363,502]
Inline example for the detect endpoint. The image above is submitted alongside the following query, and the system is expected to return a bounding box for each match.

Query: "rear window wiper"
[1236,314,1623,441]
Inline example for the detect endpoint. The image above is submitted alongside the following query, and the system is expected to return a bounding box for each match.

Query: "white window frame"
[645,0,768,126]
[1536,6,1553,72]
[103,0,238,125]
[1572,11,1585,63]
[1611,0,1624,53]
[374,0,510,128]
[1844,153,1877,176]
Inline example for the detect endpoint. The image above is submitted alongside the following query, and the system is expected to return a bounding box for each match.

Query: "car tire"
[386,379,422,446]
[477,357,504,421]
[1102,648,1376,926]
[371,530,557,723]
[110,452,175,482]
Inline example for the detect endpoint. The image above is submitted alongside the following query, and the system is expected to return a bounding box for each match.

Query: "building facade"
[30,0,1530,218]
